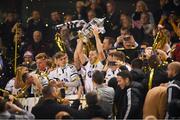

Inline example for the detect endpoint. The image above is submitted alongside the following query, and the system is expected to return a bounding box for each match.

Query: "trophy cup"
[55,20,87,30]
[78,18,106,43]
[55,18,106,42]
[55,18,106,55]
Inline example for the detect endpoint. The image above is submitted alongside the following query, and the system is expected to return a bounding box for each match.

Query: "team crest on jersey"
[87,71,93,78]
[63,78,69,82]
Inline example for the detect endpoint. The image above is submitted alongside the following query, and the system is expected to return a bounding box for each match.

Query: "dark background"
[0,0,159,23]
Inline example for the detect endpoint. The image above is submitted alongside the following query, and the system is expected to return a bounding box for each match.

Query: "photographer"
[104,51,130,84]
[116,33,139,63]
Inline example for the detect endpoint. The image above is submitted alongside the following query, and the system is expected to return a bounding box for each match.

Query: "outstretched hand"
[92,25,100,38]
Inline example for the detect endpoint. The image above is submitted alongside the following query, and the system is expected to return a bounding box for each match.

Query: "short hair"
[42,85,55,97]
[107,0,115,7]
[89,48,98,54]
[117,70,132,82]
[32,10,40,15]
[92,70,104,84]
[55,111,72,119]
[168,62,180,75]
[86,92,98,106]
[50,10,60,15]
[33,30,42,35]
[141,42,149,47]
[53,52,66,59]
[35,53,48,60]
[148,54,161,68]
[120,27,131,35]
[104,37,115,45]
[131,58,143,69]
[46,58,55,68]
[87,9,96,16]
[109,51,126,62]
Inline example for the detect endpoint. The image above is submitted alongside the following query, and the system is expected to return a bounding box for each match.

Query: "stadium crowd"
[0,0,180,119]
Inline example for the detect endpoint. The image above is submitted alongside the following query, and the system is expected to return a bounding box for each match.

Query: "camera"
[123,36,131,41]
[60,88,65,98]
[108,61,117,66]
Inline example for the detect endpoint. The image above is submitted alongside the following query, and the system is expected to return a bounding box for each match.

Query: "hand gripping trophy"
[55,18,106,54]
[78,18,106,43]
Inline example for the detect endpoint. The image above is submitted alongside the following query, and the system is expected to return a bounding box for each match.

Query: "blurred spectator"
[74,1,87,20]
[88,0,104,18]
[27,31,49,57]
[50,11,62,25]
[64,14,73,23]
[0,11,18,61]
[22,51,36,71]
[140,12,154,35]
[47,11,63,57]
[120,13,132,30]
[115,27,130,48]
[87,10,96,22]
[59,27,74,60]
[132,0,154,29]
[172,43,180,62]
[74,92,109,119]
[0,98,34,119]
[154,0,179,25]
[96,0,107,13]
[130,58,145,83]
[144,54,169,90]
[104,0,120,38]
[0,37,14,91]
[26,10,47,43]
[156,29,171,53]
[49,11,63,40]
[139,12,154,45]
[120,35,139,63]
[120,13,145,45]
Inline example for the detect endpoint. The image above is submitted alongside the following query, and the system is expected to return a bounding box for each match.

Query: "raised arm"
[74,40,81,70]
[32,74,43,93]
[92,26,106,61]
[76,35,88,65]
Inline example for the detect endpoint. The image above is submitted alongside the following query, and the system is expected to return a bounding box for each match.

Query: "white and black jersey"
[5,78,20,95]
[30,69,49,87]
[48,64,80,95]
[83,61,104,92]
[105,68,121,84]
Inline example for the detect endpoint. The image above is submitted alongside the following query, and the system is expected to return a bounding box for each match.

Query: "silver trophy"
[55,18,106,43]
[55,20,87,30]
[78,18,106,43]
